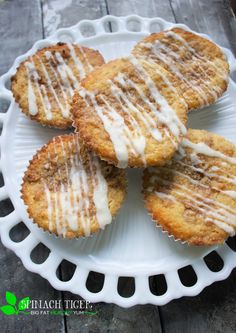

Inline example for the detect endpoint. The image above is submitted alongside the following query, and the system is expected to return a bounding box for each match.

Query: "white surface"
[0,15,236,307]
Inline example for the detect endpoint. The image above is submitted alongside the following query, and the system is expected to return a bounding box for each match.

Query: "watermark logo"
[0,291,97,316]
[0,291,30,315]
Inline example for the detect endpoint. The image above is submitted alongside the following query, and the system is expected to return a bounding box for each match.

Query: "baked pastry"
[11,43,105,129]
[133,28,229,110]
[143,129,236,245]
[71,57,188,168]
[21,134,127,238]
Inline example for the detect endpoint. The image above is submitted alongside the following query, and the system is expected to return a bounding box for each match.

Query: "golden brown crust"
[71,57,188,168]
[21,134,127,238]
[11,43,105,129]
[133,28,229,110]
[143,129,236,245]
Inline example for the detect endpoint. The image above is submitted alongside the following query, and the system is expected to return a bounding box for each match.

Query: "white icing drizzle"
[25,64,38,115]
[108,80,147,165]
[129,55,186,138]
[43,136,112,237]
[115,73,162,141]
[45,50,74,96]
[148,137,236,235]
[155,191,175,201]
[115,70,183,144]
[151,174,235,236]
[79,55,186,167]
[79,46,94,71]
[36,55,69,118]
[90,156,112,228]
[138,29,228,107]
[163,39,221,97]
[140,42,209,107]
[176,160,236,186]
[141,57,188,109]
[40,84,52,118]
[67,43,86,79]
[25,44,94,120]
[25,60,53,120]
[152,173,236,216]
[182,139,236,164]
[166,31,227,79]
[88,91,132,168]
[44,51,72,113]
[54,51,81,90]
[222,191,236,199]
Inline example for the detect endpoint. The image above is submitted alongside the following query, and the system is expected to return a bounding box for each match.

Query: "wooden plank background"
[0,0,236,332]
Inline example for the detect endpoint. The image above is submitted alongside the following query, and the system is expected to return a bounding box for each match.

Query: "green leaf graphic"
[0,305,15,315]
[18,297,30,311]
[5,292,16,306]
[84,311,98,315]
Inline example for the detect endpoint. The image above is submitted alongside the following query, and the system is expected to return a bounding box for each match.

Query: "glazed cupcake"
[143,129,236,245]
[133,28,229,110]
[21,134,127,238]
[11,43,105,129]
[71,57,188,168]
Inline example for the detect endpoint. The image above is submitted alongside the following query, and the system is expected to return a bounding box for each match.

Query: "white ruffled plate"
[0,15,236,307]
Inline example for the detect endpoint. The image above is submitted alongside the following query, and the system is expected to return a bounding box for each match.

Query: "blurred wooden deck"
[0,0,236,332]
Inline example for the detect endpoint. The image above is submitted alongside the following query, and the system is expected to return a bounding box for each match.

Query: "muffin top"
[71,57,188,168]
[22,134,127,238]
[133,28,229,110]
[12,43,105,129]
[143,129,236,245]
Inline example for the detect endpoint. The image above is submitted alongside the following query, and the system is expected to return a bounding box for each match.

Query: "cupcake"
[143,129,236,245]
[21,134,127,238]
[71,57,188,168]
[133,28,229,110]
[11,43,104,129]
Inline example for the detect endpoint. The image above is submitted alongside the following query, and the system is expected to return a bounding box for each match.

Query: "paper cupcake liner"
[141,175,221,246]
[140,169,188,245]
[144,201,188,245]
[146,204,230,250]
[20,181,126,242]
[142,191,231,246]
